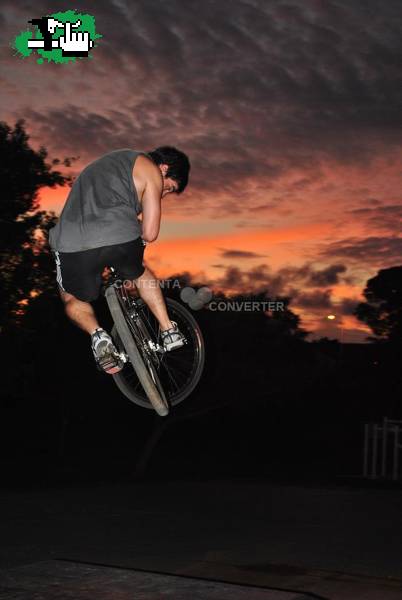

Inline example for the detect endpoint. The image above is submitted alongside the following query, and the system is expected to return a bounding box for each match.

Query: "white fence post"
[371,424,378,478]
[363,418,402,481]
[381,417,388,477]
[363,423,369,478]
[393,425,399,481]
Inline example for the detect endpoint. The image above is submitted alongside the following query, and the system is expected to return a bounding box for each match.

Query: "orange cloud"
[145,222,333,277]
[37,186,69,212]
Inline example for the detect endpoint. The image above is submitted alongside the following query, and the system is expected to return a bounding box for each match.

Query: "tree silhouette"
[355,266,402,343]
[0,119,75,329]
[1,120,349,480]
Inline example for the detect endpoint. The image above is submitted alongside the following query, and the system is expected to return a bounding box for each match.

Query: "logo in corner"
[13,10,102,64]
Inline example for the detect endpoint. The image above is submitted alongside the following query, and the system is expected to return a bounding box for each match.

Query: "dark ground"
[1,477,402,599]
[1,338,400,598]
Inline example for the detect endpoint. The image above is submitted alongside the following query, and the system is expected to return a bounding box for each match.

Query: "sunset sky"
[2,0,402,341]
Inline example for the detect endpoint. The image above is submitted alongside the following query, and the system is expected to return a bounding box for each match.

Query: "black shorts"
[53,238,146,302]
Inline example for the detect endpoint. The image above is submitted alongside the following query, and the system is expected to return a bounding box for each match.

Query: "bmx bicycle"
[103,267,205,417]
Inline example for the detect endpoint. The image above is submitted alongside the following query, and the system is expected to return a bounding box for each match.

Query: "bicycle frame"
[105,268,165,363]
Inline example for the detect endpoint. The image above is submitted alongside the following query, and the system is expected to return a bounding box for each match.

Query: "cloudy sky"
[2,0,402,341]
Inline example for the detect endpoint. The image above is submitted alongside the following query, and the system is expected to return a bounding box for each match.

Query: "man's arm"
[133,156,163,242]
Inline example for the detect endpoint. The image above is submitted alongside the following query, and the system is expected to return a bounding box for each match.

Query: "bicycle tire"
[112,297,205,409]
[105,285,169,417]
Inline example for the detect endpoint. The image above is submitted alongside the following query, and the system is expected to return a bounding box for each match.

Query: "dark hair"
[146,146,190,193]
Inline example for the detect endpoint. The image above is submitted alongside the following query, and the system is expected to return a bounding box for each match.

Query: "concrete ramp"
[0,560,313,599]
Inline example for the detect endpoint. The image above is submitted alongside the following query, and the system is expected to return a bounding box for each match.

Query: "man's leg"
[60,289,123,373]
[129,266,173,331]
[59,268,172,335]
[60,289,99,334]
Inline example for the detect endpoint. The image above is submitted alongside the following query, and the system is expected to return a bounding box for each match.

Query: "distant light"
[327,314,336,320]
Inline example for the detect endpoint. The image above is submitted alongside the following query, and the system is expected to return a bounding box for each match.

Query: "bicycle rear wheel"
[105,285,169,416]
[112,297,205,410]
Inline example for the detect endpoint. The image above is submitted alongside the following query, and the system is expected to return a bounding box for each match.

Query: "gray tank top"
[48,149,148,252]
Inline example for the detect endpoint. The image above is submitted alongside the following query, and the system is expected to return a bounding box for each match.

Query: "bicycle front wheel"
[105,285,169,417]
[112,297,205,410]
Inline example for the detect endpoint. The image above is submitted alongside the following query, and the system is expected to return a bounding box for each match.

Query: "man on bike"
[48,146,190,374]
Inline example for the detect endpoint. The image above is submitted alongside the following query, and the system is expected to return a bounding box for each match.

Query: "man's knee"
[134,267,157,285]
[136,266,154,279]
[59,289,75,305]
[59,289,87,308]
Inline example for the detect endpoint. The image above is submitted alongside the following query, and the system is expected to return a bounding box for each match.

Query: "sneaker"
[91,328,123,374]
[161,321,186,351]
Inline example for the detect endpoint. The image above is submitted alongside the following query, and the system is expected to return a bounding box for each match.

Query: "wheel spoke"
[162,363,182,392]
[162,359,192,380]
[138,307,162,338]
[113,298,205,407]
[164,353,194,366]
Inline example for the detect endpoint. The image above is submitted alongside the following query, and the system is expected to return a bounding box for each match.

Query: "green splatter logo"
[12,10,102,64]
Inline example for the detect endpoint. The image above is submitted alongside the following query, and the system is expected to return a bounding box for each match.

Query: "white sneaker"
[161,321,186,351]
[91,328,123,374]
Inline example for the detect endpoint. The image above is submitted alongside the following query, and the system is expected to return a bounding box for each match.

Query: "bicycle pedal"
[97,352,124,374]
[164,337,187,351]
[116,351,128,363]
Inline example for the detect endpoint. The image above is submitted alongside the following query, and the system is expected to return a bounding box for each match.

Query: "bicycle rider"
[48,147,190,374]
